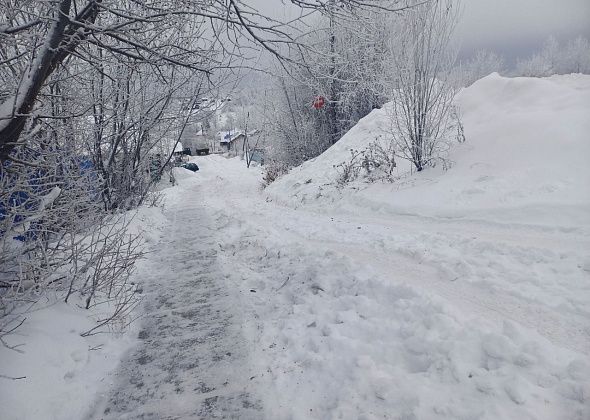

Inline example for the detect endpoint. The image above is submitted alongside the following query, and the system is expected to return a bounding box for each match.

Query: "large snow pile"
[267,73,590,230]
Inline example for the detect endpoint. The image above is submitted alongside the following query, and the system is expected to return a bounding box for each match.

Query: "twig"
[0,374,27,380]
[276,276,290,291]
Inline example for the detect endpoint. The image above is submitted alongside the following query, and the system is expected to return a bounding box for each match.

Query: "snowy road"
[192,155,588,419]
[200,156,590,355]
[87,193,262,419]
[89,154,589,419]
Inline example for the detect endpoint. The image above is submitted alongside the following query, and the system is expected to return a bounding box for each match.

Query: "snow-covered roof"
[219,130,244,143]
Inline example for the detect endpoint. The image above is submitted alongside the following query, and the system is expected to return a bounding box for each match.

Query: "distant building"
[218,129,261,158]
[181,122,215,154]
[219,130,246,157]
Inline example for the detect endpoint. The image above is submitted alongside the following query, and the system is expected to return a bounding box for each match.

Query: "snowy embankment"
[190,146,590,419]
[244,74,588,418]
[0,206,168,420]
[268,73,590,230]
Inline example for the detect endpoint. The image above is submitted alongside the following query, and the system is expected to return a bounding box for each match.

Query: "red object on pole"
[312,96,325,109]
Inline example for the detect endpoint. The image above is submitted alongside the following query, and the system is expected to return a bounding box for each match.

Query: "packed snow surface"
[2,74,589,419]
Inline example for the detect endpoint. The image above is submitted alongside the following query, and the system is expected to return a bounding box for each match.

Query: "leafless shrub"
[385,0,460,172]
[335,149,364,187]
[262,161,290,187]
[335,137,397,187]
[0,145,144,344]
[141,191,165,209]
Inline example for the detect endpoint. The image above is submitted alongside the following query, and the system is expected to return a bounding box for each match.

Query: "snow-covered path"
[87,193,262,419]
[181,155,587,419]
[83,74,589,419]
[198,156,589,355]
[87,153,588,419]
[240,206,590,356]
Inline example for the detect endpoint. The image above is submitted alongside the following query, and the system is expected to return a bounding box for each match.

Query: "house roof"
[219,130,244,143]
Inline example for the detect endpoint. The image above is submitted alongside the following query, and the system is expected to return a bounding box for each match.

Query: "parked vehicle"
[181,162,199,172]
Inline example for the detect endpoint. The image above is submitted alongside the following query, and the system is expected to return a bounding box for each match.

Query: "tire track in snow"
[87,197,262,419]
[216,194,590,355]
[330,244,590,355]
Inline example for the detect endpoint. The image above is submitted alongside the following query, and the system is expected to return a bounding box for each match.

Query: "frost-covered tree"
[458,49,506,86]
[261,4,396,169]
[386,0,460,172]
[1,0,401,160]
[563,36,590,74]
[1,0,416,341]
[515,35,590,77]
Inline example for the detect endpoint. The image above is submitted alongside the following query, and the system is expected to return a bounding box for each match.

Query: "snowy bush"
[262,161,290,187]
[385,0,460,172]
[335,137,398,186]
[0,143,145,344]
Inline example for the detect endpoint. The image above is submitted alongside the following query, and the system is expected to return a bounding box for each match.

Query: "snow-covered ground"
[0,207,168,420]
[269,73,590,230]
[189,151,589,418]
[208,74,588,419]
[2,74,589,419]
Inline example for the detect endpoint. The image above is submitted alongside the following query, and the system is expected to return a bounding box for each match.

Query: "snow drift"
[267,73,590,230]
[255,74,590,418]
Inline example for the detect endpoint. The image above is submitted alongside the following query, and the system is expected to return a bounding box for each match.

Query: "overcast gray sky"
[247,0,590,62]
[456,0,590,61]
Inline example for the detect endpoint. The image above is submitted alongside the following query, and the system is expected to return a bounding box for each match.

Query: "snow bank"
[0,301,138,420]
[214,213,590,420]
[267,73,590,230]
[187,152,589,419]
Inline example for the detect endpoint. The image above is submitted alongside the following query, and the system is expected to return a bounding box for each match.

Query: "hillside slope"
[267,73,590,230]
